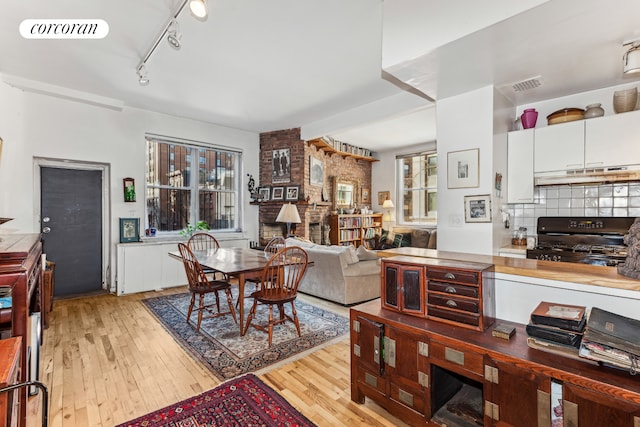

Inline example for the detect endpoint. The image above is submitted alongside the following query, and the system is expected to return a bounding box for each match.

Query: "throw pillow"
[411,229,429,248]
[375,229,391,250]
[356,245,378,261]
[345,245,359,264]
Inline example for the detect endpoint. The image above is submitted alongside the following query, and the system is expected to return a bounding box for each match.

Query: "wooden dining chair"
[178,243,237,332]
[242,246,308,346]
[188,232,226,279]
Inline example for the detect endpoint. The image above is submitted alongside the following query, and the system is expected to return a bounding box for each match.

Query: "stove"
[526,217,636,267]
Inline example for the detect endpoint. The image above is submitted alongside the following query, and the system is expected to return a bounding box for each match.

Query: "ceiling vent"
[511,76,542,92]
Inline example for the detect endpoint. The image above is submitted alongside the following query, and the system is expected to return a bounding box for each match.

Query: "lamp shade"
[623,45,640,74]
[276,203,301,224]
[382,199,395,209]
[189,0,208,20]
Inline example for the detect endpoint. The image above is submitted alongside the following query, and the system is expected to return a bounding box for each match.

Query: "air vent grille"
[512,77,542,92]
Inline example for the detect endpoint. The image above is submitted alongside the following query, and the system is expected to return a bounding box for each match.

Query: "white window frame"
[396,150,438,225]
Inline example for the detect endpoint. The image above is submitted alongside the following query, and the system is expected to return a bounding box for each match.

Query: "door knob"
[42,227,51,233]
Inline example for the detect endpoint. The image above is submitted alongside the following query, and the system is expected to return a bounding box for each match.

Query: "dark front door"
[40,167,103,297]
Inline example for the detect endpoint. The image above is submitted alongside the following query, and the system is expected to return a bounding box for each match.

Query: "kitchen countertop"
[377,247,640,292]
[498,244,527,255]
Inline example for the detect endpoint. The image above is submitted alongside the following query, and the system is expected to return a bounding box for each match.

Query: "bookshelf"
[329,213,383,248]
[307,138,378,162]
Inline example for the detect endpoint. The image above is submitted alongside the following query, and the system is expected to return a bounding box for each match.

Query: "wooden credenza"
[351,299,640,427]
[0,234,43,427]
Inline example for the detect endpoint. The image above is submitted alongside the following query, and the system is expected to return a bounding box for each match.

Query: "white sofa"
[284,238,381,305]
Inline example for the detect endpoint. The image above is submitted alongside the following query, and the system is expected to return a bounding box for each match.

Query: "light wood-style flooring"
[26,286,408,427]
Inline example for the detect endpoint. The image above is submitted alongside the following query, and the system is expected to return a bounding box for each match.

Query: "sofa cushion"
[356,245,379,261]
[343,259,381,277]
[411,229,430,248]
[393,232,411,247]
[345,245,359,264]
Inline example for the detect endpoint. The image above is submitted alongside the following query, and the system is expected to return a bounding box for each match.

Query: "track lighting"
[167,19,182,50]
[189,0,208,21]
[137,65,149,86]
[135,0,208,86]
[623,38,640,75]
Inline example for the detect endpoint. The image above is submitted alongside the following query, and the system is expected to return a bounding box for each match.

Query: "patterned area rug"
[116,373,316,427]
[143,289,349,380]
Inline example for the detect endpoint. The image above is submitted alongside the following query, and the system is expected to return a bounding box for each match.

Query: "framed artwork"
[258,187,270,202]
[447,148,479,189]
[272,148,290,184]
[310,156,324,186]
[285,186,299,201]
[123,177,136,202]
[378,191,390,205]
[119,217,140,243]
[361,187,370,204]
[464,194,492,223]
[272,186,284,200]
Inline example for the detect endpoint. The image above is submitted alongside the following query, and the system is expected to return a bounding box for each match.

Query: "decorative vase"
[584,103,604,119]
[613,87,638,114]
[521,108,538,129]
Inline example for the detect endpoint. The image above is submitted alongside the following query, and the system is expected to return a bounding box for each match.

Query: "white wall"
[0,79,260,290]
[436,86,495,254]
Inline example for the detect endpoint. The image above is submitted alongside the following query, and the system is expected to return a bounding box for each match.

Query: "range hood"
[535,165,640,186]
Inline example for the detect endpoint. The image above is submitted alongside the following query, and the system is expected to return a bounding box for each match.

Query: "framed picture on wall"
[378,191,390,205]
[464,194,492,223]
[310,156,324,186]
[361,187,370,204]
[272,186,284,200]
[285,186,299,201]
[447,148,479,188]
[258,187,270,202]
[119,218,140,243]
[272,148,290,184]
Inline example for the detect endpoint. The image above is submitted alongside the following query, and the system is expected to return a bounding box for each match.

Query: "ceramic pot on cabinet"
[584,103,604,119]
[521,108,538,129]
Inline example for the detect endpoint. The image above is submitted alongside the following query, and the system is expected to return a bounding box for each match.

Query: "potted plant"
[179,220,210,238]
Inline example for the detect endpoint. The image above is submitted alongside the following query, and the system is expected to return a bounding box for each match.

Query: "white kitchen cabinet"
[534,120,585,173]
[585,110,640,168]
[507,129,534,203]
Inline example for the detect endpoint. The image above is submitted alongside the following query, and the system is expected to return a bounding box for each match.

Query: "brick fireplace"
[257,128,372,246]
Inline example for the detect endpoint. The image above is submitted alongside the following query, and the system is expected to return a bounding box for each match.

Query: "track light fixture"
[137,65,150,86]
[189,0,208,21]
[135,0,207,86]
[167,19,182,50]
[623,38,640,75]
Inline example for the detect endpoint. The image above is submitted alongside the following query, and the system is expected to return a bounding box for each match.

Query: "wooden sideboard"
[0,234,43,427]
[351,299,640,426]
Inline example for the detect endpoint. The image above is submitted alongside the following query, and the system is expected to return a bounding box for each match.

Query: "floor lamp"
[276,202,301,237]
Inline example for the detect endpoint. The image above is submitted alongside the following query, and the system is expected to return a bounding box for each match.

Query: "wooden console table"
[0,234,43,427]
[351,298,640,426]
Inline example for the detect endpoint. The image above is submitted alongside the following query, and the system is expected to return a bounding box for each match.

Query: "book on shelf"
[530,301,586,332]
[583,307,640,356]
[492,323,516,340]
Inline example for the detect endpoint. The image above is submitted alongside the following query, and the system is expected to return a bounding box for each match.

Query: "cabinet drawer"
[429,340,484,377]
[356,367,387,396]
[389,380,425,414]
[428,294,479,313]
[428,281,478,298]
[427,268,479,285]
[427,305,480,327]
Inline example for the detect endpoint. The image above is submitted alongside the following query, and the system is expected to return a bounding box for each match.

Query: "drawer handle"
[445,286,457,294]
[446,300,458,308]
[444,272,455,280]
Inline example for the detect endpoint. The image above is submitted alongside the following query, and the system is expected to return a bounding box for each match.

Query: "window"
[397,151,437,224]
[146,136,242,233]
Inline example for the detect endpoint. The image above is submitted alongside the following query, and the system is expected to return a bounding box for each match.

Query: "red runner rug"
[116,373,316,427]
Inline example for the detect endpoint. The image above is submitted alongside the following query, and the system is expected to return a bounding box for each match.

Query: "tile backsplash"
[507,182,640,236]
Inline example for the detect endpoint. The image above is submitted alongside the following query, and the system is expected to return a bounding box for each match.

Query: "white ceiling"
[1,0,640,152]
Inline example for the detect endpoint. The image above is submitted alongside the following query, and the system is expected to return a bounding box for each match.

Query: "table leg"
[238,273,245,335]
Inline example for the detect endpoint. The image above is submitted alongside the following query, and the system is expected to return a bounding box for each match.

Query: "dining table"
[169,247,273,336]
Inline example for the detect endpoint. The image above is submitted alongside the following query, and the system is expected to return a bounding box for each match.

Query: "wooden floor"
[26,286,408,427]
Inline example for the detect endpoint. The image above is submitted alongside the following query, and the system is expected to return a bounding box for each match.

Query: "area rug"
[143,289,349,380]
[116,373,316,427]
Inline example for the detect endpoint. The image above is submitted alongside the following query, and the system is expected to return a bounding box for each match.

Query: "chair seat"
[250,290,297,304]
[189,280,231,294]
